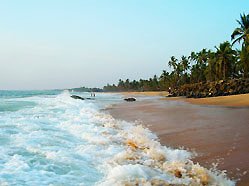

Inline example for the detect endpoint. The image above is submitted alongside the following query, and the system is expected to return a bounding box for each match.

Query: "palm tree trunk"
[223,61,226,80]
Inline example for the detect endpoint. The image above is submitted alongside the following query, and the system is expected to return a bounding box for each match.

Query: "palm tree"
[159,70,169,88]
[196,49,209,66]
[118,79,125,91]
[180,55,190,84]
[231,13,249,46]
[190,64,200,83]
[181,56,190,73]
[124,79,130,90]
[240,45,249,77]
[175,62,184,85]
[205,52,217,81]
[168,56,179,87]
[168,56,178,71]
[215,41,236,80]
[160,70,168,80]
[190,49,209,82]
[231,13,249,77]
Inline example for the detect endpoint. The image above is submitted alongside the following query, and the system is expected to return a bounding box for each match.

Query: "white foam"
[0,92,235,185]
[3,155,30,173]
[99,164,173,186]
[93,108,235,185]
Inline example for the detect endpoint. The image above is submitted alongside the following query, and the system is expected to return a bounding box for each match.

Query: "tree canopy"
[104,13,249,92]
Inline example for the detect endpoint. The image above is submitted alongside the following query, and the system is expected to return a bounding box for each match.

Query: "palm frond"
[240,13,249,29]
[232,35,244,45]
[231,28,243,40]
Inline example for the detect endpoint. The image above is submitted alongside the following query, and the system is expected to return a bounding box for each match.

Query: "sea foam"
[94,115,235,186]
[0,91,235,185]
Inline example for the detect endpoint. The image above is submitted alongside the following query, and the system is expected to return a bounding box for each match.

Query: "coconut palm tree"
[180,55,190,84]
[160,70,168,80]
[190,49,209,82]
[239,45,249,77]
[231,13,249,46]
[168,56,178,71]
[118,79,125,91]
[205,52,217,81]
[196,49,209,66]
[159,70,171,88]
[168,56,179,87]
[215,41,236,80]
[190,64,200,83]
[231,13,249,77]
[181,56,190,73]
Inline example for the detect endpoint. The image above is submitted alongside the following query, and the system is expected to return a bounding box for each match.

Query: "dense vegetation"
[69,87,103,92]
[103,13,249,93]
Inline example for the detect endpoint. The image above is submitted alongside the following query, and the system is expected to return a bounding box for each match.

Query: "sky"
[0,0,247,90]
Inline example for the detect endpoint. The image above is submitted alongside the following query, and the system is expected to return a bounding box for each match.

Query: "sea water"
[0,90,235,186]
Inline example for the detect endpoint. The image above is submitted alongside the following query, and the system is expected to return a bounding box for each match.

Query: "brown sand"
[122,91,169,97]
[107,94,249,186]
[166,93,249,107]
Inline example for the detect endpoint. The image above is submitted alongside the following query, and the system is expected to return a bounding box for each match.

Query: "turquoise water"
[0,90,122,185]
[0,90,61,98]
[0,90,61,112]
[0,90,235,186]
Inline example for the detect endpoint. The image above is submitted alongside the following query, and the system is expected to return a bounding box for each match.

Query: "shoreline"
[106,92,249,185]
[121,91,169,97]
[165,93,249,108]
[116,91,249,107]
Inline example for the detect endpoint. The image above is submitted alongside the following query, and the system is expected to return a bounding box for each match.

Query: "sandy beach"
[121,91,169,97]
[166,94,249,107]
[107,93,249,186]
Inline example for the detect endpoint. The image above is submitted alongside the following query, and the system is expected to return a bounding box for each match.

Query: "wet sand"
[107,95,249,185]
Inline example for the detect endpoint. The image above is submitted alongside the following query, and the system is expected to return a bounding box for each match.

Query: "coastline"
[121,91,169,97]
[165,93,249,107]
[106,92,249,185]
[120,91,249,107]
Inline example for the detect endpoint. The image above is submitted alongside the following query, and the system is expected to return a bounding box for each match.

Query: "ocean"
[0,90,235,186]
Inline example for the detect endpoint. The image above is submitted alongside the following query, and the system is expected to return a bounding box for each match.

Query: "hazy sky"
[0,0,247,90]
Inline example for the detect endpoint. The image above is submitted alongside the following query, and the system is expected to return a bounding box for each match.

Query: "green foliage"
[104,13,249,92]
[231,13,249,45]
[69,87,103,92]
[103,76,160,92]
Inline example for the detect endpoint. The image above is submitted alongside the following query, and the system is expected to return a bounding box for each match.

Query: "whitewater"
[0,90,235,186]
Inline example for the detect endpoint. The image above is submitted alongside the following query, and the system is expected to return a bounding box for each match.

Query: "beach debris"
[124,97,136,102]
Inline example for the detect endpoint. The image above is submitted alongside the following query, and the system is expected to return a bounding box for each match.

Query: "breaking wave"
[0,91,235,185]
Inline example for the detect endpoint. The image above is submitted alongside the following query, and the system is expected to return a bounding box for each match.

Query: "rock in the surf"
[124,97,136,102]
[71,95,85,100]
